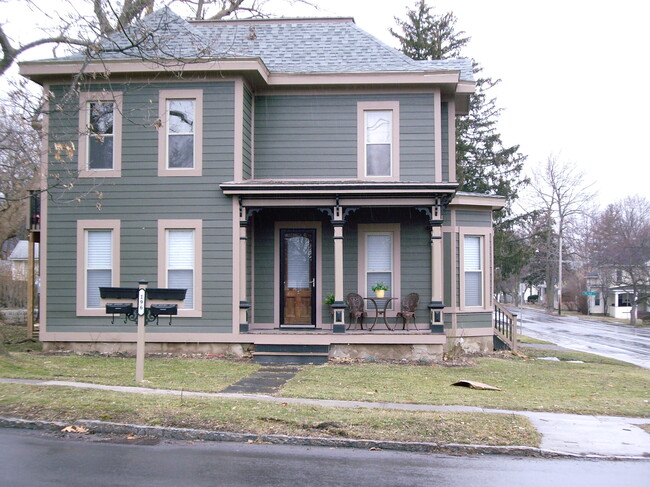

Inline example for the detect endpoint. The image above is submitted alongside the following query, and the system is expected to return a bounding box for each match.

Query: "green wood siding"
[253,93,437,182]
[441,102,449,181]
[45,81,236,333]
[456,210,492,227]
[456,312,492,328]
[242,84,253,180]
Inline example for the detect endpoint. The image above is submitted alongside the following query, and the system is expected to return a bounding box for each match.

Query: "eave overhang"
[220,179,459,208]
[19,57,474,98]
[448,192,506,211]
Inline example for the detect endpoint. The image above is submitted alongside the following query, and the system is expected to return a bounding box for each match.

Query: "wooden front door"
[280,229,316,327]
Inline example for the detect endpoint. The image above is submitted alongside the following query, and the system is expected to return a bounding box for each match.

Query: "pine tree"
[391,1,529,292]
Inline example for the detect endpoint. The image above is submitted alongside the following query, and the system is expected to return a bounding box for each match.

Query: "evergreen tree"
[392,1,529,291]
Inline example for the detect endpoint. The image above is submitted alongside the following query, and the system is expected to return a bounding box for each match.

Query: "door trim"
[274,221,322,327]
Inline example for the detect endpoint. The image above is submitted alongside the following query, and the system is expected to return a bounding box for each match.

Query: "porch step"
[252,344,330,365]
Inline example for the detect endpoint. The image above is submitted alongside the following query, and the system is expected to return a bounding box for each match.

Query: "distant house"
[20,8,505,360]
[8,241,39,281]
[586,270,649,319]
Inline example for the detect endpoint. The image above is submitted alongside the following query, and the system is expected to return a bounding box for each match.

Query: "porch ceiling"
[220,179,458,207]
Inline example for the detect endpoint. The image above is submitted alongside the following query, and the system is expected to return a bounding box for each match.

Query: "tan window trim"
[76,220,121,316]
[157,219,203,317]
[158,89,203,177]
[357,101,400,181]
[78,92,123,178]
[357,223,401,317]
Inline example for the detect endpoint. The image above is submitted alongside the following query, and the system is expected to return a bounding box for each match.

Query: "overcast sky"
[283,0,650,208]
[3,0,648,208]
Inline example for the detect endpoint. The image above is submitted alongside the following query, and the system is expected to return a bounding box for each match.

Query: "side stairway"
[493,301,518,352]
[252,344,330,364]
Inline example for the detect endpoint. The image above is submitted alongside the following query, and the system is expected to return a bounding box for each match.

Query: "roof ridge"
[190,17,355,25]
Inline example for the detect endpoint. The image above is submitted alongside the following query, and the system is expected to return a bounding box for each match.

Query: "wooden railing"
[494,301,517,352]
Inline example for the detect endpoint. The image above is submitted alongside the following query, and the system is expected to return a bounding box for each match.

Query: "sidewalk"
[2,377,649,459]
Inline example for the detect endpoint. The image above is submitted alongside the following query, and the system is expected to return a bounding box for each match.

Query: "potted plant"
[371,282,389,298]
[324,293,335,307]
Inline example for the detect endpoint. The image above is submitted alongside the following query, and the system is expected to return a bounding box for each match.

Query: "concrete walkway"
[1,378,649,459]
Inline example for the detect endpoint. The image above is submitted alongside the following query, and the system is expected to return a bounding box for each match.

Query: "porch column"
[429,199,445,333]
[331,205,346,333]
[239,203,250,332]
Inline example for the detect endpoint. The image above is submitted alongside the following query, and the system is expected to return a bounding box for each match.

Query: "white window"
[365,110,392,177]
[366,233,393,299]
[76,220,120,316]
[86,230,112,308]
[78,92,122,177]
[158,220,202,316]
[158,90,203,177]
[167,229,195,308]
[464,235,483,307]
[357,101,399,180]
[358,224,401,313]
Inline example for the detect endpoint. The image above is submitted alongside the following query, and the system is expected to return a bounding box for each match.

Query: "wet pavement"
[512,306,650,368]
[3,428,649,487]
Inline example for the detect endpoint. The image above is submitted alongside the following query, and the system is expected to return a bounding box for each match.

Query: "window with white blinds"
[366,233,392,300]
[86,230,112,308]
[464,235,483,307]
[167,229,194,308]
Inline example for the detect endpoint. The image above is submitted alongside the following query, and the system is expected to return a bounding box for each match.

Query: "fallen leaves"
[61,425,89,434]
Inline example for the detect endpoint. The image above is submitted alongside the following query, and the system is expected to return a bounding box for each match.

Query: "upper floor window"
[357,101,399,180]
[78,92,123,177]
[76,220,120,316]
[158,90,203,177]
[463,235,483,307]
[365,111,392,176]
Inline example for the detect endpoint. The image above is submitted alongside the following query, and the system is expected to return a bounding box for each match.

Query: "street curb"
[1,416,642,461]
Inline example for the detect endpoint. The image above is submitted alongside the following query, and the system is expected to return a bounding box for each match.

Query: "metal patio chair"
[345,292,367,330]
[395,293,419,330]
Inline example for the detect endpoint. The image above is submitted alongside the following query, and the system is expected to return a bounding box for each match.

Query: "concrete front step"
[252,344,330,364]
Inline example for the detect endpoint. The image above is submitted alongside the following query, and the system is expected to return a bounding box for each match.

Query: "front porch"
[222,180,454,337]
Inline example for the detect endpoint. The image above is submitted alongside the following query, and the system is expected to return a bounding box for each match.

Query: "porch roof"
[220,179,458,206]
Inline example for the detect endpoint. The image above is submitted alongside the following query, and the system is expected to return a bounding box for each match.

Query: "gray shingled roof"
[59,7,474,81]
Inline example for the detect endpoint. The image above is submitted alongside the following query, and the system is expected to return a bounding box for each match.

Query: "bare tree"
[0,0,319,77]
[0,78,41,244]
[588,196,650,325]
[530,155,594,314]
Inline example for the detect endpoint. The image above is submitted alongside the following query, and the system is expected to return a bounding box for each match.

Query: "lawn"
[0,383,540,447]
[0,353,258,392]
[281,353,650,417]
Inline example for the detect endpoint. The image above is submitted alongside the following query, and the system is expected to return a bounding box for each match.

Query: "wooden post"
[26,232,35,339]
[332,205,346,332]
[135,280,148,382]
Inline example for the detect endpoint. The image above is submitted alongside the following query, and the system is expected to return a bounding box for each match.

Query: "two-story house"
[20,8,505,362]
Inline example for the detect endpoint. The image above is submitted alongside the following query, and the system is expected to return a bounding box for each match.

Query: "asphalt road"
[512,306,650,368]
[1,428,649,487]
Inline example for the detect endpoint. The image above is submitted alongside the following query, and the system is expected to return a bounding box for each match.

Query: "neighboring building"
[8,241,39,281]
[586,270,649,319]
[20,8,505,360]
